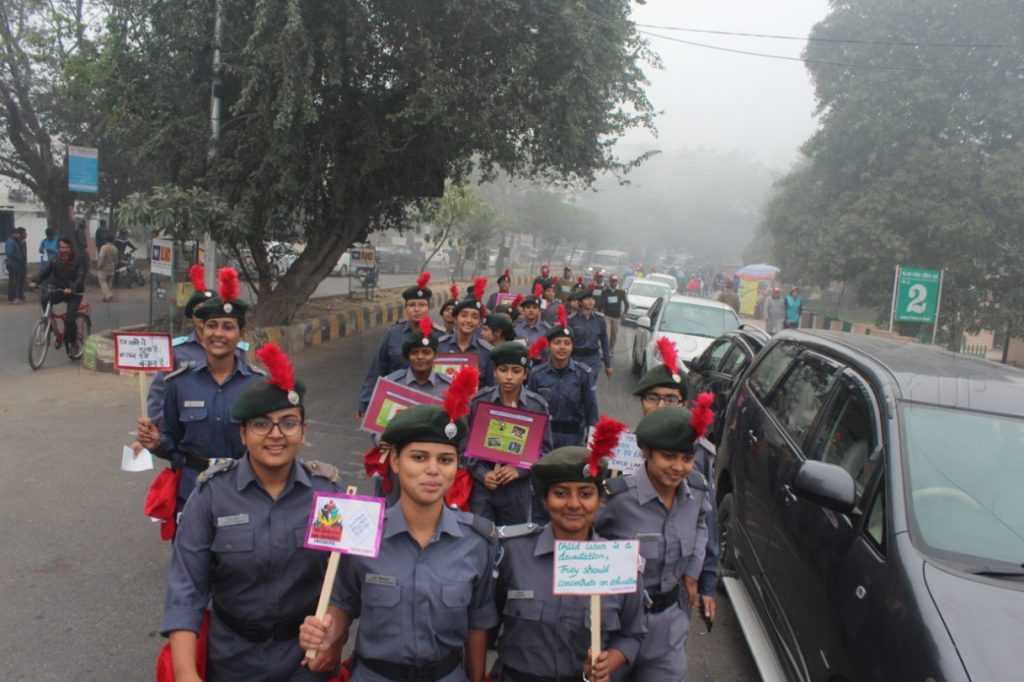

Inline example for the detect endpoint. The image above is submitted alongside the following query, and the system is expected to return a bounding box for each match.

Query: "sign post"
[303,487,385,660]
[891,267,943,342]
[67,145,99,194]
[113,332,174,417]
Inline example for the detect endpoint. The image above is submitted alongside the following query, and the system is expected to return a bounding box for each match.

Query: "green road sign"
[894,267,942,323]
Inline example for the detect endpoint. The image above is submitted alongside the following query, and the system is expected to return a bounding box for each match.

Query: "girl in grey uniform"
[493,425,646,682]
[300,369,499,682]
[160,343,343,681]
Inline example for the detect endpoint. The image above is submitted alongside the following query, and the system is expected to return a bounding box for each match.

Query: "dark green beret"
[632,364,687,396]
[453,297,485,316]
[402,329,440,357]
[520,295,541,308]
[232,378,307,421]
[490,341,529,368]
[575,288,596,301]
[194,296,248,322]
[635,406,697,453]
[484,313,514,335]
[440,299,458,313]
[184,290,216,319]
[382,404,468,451]
[402,284,433,301]
[531,446,607,496]
[545,323,572,342]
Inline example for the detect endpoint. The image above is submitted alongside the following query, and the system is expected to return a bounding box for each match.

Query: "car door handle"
[747,429,758,444]
[782,484,798,506]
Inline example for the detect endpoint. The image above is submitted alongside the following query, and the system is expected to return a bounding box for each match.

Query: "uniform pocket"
[439,582,472,636]
[363,582,402,608]
[360,582,403,638]
[211,528,254,553]
[502,597,544,621]
[638,533,662,560]
[181,407,208,423]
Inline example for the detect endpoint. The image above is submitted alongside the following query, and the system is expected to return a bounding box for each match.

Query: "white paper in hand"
[121,445,154,472]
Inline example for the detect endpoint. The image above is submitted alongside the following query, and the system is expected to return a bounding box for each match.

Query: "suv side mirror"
[637,316,652,330]
[792,460,856,515]
[684,357,699,372]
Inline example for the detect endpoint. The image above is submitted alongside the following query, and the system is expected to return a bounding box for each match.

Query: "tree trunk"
[39,172,75,238]
[1002,320,1013,364]
[249,205,370,327]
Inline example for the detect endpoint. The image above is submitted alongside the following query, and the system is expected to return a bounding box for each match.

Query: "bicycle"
[27,285,93,370]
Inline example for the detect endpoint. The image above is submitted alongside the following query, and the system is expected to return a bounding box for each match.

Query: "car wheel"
[630,346,641,375]
[718,491,736,572]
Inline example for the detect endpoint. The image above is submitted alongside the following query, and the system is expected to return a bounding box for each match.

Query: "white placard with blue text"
[553,540,639,596]
[587,427,643,474]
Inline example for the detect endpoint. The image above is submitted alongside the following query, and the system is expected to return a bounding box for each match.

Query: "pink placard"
[465,402,548,468]
[303,491,386,557]
[495,292,518,307]
[433,352,477,380]
[361,378,443,434]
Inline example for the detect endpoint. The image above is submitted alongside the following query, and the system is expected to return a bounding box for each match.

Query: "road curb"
[80,274,533,373]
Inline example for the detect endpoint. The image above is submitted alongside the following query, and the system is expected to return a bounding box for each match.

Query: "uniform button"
[225,544,232,550]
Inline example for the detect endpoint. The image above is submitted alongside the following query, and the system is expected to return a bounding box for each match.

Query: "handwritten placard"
[361,378,443,434]
[112,332,174,372]
[433,352,477,380]
[303,492,386,557]
[588,427,643,474]
[553,540,639,596]
[465,402,548,468]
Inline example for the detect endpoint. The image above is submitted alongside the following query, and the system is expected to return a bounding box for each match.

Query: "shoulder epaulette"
[479,339,494,351]
[603,475,630,497]
[302,459,341,484]
[249,364,268,376]
[436,371,453,384]
[238,340,251,351]
[593,311,605,318]
[164,363,193,381]
[196,458,238,487]
[457,510,498,540]
[578,362,593,374]
[687,470,709,492]
[172,335,193,346]
[433,323,446,334]
[697,437,717,456]
[439,333,453,342]
[498,522,543,540]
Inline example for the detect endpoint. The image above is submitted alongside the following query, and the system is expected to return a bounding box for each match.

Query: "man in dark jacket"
[5,227,27,303]
[29,237,87,347]
[597,273,629,355]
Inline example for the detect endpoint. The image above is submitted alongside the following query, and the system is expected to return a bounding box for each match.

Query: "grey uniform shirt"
[330,504,499,665]
[595,465,711,595]
[496,524,646,677]
[383,366,453,399]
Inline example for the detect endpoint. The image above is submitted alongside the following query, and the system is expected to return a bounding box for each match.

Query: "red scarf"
[58,246,75,267]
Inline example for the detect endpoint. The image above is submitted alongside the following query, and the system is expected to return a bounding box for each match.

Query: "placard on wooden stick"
[303,488,386,660]
[361,378,443,435]
[587,427,642,475]
[113,332,174,418]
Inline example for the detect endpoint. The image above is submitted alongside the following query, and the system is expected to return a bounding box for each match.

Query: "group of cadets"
[145,264,718,682]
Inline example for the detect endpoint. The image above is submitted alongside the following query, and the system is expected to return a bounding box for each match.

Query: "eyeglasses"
[641,393,683,406]
[247,418,304,436]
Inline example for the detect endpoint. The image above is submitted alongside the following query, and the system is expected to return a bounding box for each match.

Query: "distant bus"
[586,249,629,277]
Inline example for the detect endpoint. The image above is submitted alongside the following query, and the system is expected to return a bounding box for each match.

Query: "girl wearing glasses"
[160,344,344,682]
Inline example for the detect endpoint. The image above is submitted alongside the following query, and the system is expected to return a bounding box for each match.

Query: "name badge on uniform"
[216,513,249,527]
[366,574,397,587]
[607,296,618,304]
[184,400,205,408]
[507,590,534,600]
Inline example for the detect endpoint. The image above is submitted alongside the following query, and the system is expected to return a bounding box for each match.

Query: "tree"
[757,0,1024,349]
[113,0,657,325]
[415,184,501,276]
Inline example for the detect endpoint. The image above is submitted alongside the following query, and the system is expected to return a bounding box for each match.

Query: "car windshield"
[902,404,1024,570]
[658,301,739,337]
[630,283,670,298]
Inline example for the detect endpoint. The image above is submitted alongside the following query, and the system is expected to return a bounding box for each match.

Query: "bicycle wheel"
[67,314,91,360]
[28,317,51,370]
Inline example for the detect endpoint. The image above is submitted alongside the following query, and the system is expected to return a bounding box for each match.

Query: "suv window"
[719,345,748,377]
[703,340,732,371]
[808,379,878,489]
[748,342,799,399]
[865,477,886,552]
[766,359,836,444]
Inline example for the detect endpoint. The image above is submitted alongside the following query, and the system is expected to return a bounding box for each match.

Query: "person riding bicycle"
[29,237,86,351]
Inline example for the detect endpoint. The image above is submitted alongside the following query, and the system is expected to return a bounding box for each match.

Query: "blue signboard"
[68,145,98,193]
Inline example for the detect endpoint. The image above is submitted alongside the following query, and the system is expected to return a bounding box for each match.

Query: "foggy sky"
[623,0,831,172]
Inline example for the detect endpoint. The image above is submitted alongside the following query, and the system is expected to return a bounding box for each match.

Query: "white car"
[647,272,679,292]
[631,294,741,376]
[624,278,673,327]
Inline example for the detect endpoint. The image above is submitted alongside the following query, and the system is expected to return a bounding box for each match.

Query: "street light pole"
[205,0,223,292]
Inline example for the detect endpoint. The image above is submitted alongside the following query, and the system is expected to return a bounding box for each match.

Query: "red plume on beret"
[418,316,434,339]
[577,276,584,285]
[533,283,543,298]
[217,267,240,302]
[511,294,524,308]
[655,336,680,378]
[588,282,596,291]
[527,336,549,360]
[449,284,459,301]
[362,446,392,493]
[589,415,627,476]
[503,269,510,278]
[691,392,715,441]
[443,365,479,424]
[189,264,206,293]
[256,343,295,392]
[473,276,487,301]
[557,304,567,328]
[416,271,431,291]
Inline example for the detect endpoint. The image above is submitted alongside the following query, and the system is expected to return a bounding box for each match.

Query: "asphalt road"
[0,284,760,680]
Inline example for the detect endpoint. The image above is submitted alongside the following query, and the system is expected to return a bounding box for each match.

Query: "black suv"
[685,323,769,444]
[716,329,1024,682]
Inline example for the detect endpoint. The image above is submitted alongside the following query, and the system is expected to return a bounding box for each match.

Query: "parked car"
[630,294,740,376]
[684,323,768,444]
[376,245,421,274]
[716,329,1024,682]
[647,272,679,292]
[331,243,376,277]
[623,277,673,327]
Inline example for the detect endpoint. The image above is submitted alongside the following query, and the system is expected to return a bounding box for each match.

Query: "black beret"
[194,296,248,322]
[484,313,514,335]
[402,329,440,357]
[440,299,458,313]
[184,290,216,319]
[382,404,468,451]
[632,364,687,396]
[520,295,541,308]
[575,288,596,301]
[490,341,529,368]
[453,297,485,317]
[232,378,306,421]
[545,323,572,342]
[530,446,607,496]
[401,284,433,301]
[634,406,697,453]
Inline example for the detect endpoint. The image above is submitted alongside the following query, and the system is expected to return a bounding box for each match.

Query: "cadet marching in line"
[147,264,720,682]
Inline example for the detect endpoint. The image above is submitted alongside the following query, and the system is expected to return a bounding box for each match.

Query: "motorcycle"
[113,243,146,288]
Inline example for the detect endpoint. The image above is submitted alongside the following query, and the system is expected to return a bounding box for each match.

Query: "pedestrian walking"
[5,226,27,303]
[785,286,803,329]
[487,270,512,310]
[513,285,551,347]
[298,397,499,682]
[437,278,495,386]
[764,286,786,334]
[567,289,612,382]
[539,284,561,325]
[96,240,119,301]
[597,274,628,355]
[159,343,344,682]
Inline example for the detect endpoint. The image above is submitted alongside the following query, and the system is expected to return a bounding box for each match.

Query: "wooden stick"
[306,552,341,660]
[138,371,149,419]
[590,593,601,667]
